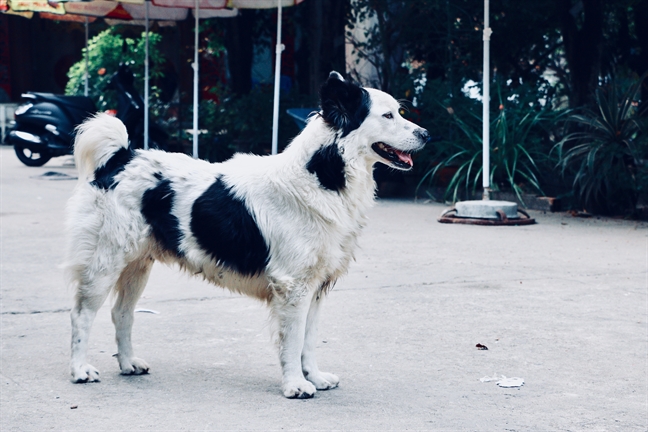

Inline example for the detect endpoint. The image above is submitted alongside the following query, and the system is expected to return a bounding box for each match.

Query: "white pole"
[0,105,6,144]
[84,16,89,97]
[271,0,283,155]
[192,0,200,158]
[144,0,150,150]
[482,0,491,200]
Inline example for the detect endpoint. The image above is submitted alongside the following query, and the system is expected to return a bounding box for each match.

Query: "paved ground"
[1,145,647,431]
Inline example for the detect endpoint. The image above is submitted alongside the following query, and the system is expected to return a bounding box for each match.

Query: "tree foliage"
[347,0,648,108]
[347,0,647,214]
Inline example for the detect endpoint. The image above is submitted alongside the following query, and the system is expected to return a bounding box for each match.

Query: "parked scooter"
[7,64,167,167]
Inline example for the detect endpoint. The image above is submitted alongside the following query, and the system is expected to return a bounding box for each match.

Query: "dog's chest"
[292,200,368,280]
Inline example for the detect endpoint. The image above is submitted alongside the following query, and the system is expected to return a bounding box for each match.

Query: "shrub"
[414,80,566,204]
[65,28,165,112]
[196,84,313,162]
[553,74,647,215]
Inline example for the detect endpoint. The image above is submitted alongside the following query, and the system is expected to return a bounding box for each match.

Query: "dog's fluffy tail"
[74,113,129,181]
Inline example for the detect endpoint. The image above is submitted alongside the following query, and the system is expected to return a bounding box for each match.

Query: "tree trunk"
[225,10,254,95]
[559,0,604,108]
[633,1,648,110]
[300,0,346,96]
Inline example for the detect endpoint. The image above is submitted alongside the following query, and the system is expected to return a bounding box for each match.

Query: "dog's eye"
[382,113,393,119]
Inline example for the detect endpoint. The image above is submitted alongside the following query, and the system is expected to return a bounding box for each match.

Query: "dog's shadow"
[109,361,282,398]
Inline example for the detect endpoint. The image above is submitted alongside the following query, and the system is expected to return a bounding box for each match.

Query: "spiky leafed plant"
[554,75,647,215]
[416,87,562,205]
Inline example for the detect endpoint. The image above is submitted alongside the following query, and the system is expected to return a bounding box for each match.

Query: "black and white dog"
[66,72,429,398]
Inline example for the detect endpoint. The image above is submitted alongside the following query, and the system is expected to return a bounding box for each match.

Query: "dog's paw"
[117,356,150,375]
[305,371,339,390]
[71,364,100,383]
[282,378,316,399]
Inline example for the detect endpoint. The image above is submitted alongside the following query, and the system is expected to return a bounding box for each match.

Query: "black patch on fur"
[141,178,184,257]
[319,72,371,137]
[190,178,269,276]
[90,147,134,190]
[306,144,346,192]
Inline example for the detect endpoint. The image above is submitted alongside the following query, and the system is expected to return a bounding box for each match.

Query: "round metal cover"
[438,205,535,226]
[455,200,518,220]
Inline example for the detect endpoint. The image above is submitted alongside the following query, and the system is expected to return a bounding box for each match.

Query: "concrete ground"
[1,145,647,431]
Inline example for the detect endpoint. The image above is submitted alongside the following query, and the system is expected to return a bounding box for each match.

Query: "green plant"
[553,75,647,215]
[416,83,564,204]
[65,28,165,111]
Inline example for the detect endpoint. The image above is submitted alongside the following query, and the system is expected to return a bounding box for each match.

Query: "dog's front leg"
[301,292,339,390]
[270,288,316,399]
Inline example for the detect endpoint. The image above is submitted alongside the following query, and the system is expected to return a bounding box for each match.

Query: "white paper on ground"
[479,374,525,388]
[496,376,525,388]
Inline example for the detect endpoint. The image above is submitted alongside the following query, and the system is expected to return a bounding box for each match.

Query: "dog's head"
[319,71,430,171]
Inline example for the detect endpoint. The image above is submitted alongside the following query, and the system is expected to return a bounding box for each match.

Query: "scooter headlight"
[15,103,33,117]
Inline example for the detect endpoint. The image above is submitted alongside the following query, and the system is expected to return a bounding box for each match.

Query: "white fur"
[65,84,427,398]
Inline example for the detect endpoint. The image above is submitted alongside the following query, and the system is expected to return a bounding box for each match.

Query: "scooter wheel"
[14,144,52,167]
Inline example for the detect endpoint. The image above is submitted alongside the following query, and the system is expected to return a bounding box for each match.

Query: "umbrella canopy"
[227,0,304,7]
[5,1,65,14]
[153,0,227,9]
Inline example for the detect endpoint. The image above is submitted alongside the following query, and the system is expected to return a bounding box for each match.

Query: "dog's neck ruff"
[306,143,346,192]
[279,118,377,238]
[285,117,376,202]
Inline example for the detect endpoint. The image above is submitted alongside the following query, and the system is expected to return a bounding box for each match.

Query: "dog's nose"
[414,128,431,143]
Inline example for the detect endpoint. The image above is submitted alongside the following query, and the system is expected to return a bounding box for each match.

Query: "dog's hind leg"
[70,272,121,383]
[301,292,339,390]
[270,286,317,399]
[111,257,154,375]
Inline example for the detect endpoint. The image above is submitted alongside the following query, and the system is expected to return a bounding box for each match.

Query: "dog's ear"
[328,71,345,82]
[319,71,371,137]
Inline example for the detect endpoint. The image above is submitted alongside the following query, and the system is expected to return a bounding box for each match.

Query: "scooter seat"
[29,92,96,115]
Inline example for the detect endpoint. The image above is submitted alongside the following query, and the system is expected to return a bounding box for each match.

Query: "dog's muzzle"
[371,128,430,170]
[372,142,414,169]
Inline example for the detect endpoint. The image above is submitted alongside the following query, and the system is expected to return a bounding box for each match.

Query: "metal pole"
[84,16,89,97]
[0,105,6,144]
[192,0,200,159]
[144,0,150,150]
[482,0,492,199]
[271,0,283,155]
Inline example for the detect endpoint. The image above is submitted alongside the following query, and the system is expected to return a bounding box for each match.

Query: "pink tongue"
[394,149,413,166]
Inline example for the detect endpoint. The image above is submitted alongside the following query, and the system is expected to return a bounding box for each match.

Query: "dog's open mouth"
[372,142,414,169]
